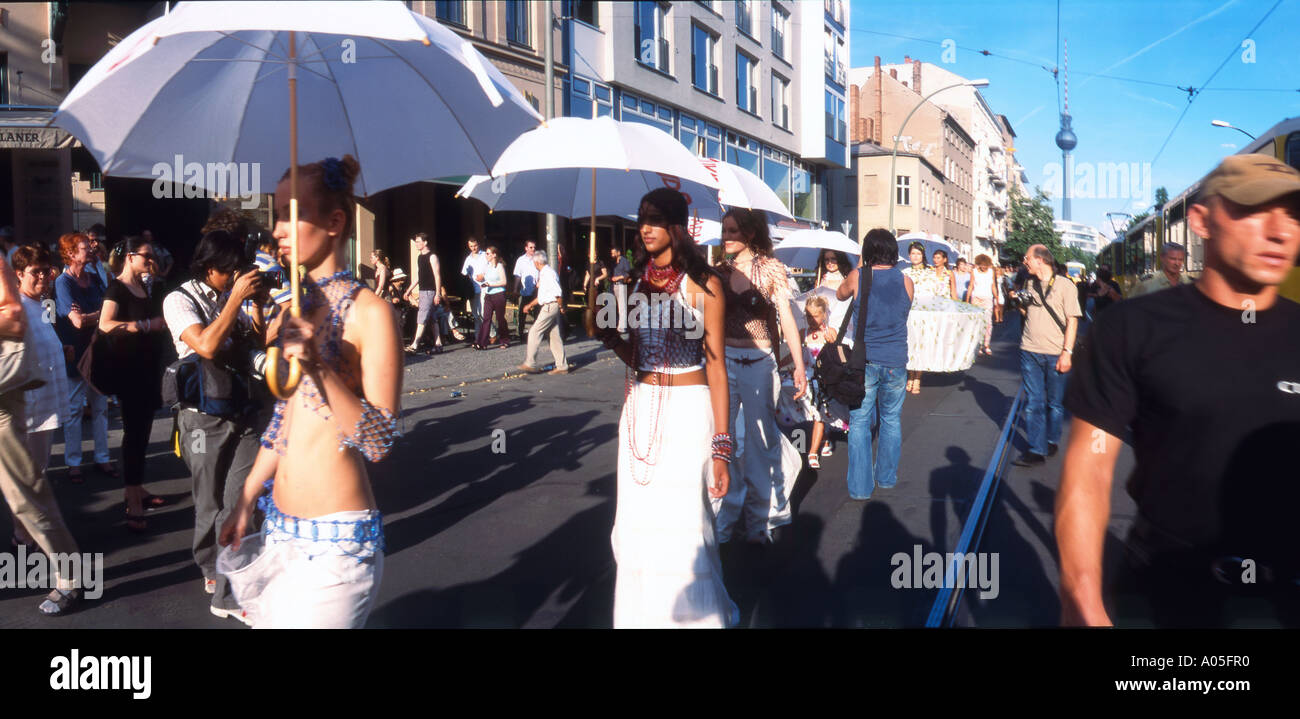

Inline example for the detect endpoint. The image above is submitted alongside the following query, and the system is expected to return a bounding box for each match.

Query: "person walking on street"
[473,246,511,350]
[1010,244,1081,467]
[53,233,114,483]
[512,238,540,342]
[967,254,998,356]
[519,254,569,375]
[404,233,443,354]
[371,249,393,300]
[219,155,401,629]
[461,237,488,339]
[1058,154,1300,627]
[837,229,913,500]
[164,229,268,623]
[609,245,631,334]
[2,246,86,615]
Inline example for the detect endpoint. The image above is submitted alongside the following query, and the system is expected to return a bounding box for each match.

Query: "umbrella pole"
[584,166,598,336]
[267,30,302,399]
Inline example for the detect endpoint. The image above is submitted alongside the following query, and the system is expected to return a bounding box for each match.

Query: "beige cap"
[1200,153,1300,206]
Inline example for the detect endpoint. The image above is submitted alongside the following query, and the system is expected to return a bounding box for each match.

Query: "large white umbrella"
[896,232,956,268]
[457,117,721,220]
[773,229,860,271]
[698,157,794,220]
[51,1,542,398]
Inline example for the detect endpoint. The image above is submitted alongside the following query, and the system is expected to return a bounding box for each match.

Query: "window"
[726,131,760,174]
[843,176,857,208]
[506,1,530,46]
[896,176,911,206]
[680,113,722,159]
[825,0,845,25]
[691,24,718,95]
[695,0,718,12]
[793,165,815,219]
[634,1,670,73]
[0,53,7,105]
[736,52,758,114]
[435,0,465,26]
[571,0,598,26]
[570,76,613,119]
[771,5,789,59]
[620,90,673,135]
[770,72,789,129]
[824,29,846,84]
[824,91,845,142]
[763,147,792,210]
[735,0,754,37]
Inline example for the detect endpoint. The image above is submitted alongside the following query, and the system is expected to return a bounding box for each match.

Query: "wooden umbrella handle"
[267,30,302,400]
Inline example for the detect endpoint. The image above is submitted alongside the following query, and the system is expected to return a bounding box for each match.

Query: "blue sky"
[850,0,1300,240]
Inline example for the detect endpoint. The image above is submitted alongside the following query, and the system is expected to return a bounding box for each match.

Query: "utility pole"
[543,1,558,272]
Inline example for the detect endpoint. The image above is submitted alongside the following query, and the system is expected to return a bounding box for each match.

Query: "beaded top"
[630,277,705,374]
[260,270,399,461]
[719,254,791,342]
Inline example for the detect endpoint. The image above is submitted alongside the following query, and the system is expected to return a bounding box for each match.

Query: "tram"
[1101,117,1300,300]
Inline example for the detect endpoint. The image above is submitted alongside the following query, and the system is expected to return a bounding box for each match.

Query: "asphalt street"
[0,315,1140,628]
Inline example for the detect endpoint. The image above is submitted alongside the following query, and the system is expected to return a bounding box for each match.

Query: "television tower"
[1055,40,1077,221]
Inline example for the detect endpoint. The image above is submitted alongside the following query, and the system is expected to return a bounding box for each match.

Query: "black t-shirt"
[1066,284,1300,558]
[103,278,167,398]
[416,252,436,292]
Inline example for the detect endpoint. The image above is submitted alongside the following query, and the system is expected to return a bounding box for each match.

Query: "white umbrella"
[698,157,793,220]
[52,1,542,198]
[896,232,956,268]
[773,229,860,271]
[457,117,721,220]
[51,1,542,398]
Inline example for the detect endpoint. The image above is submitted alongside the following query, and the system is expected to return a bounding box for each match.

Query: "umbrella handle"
[265,347,302,400]
[583,260,600,338]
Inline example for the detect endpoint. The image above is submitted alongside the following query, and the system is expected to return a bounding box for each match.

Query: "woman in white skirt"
[218,155,402,629]
[593,188,737,628]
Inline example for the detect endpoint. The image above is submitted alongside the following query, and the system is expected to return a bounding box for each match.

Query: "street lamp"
[1211,119,1256,141]
[887,79,990,244]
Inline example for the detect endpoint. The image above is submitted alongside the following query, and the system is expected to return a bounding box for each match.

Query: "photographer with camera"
[161,229,268,624]
[1010,244,1081,467]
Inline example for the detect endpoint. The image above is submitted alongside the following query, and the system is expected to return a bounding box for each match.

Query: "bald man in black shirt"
[1058,154,1300,627]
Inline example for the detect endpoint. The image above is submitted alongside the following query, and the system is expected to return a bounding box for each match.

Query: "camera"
[243,229,283,290]
[1008,290,1037,311]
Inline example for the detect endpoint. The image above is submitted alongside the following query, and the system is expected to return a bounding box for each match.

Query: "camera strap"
[1031,276,1069,336]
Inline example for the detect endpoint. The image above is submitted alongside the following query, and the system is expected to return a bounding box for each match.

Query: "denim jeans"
[1019,350,1068,455]
[846,364,907,500]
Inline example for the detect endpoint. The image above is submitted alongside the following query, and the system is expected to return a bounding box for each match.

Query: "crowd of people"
[1,152,1294,629]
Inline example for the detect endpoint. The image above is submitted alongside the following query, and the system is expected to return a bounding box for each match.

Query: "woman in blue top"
[473,245,510,350]
[836,229,914,500]
[53,232,115,483]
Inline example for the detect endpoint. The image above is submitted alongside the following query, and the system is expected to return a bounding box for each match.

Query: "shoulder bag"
[813,267,872,410]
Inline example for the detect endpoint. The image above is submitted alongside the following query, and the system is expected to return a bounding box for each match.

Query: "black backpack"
[160,286,260,419]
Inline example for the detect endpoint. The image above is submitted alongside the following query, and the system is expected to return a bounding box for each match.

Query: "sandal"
[821,442,834,457]
[39,588,83,616]
[125,507,148,534]
[808,453,821,469]
[143,493,167,509]
[68,466,84,484]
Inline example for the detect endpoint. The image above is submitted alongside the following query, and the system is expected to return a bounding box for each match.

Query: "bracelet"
[711,432,733,462]
[339,399,401,462]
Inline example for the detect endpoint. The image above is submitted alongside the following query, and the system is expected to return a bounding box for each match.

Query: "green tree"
[1154,186,1169,209]
[1004,185,1063,261]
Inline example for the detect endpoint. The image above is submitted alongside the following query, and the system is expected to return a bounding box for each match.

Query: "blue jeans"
[1019,350,1068,455]
[846,365,907,500]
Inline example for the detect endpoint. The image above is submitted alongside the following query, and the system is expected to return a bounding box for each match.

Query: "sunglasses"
[637,210,669,228]
[131,252,157,262]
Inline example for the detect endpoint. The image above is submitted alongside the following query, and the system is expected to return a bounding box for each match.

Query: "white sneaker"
[210,605,252,626]
[203,578,216,595]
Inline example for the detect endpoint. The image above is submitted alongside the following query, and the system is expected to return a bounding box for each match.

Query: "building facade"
[1054,219,1105,255]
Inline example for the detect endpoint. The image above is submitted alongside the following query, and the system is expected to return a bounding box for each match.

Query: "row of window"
[896,175,969,228]
[691,1,792,58]
[570,78,819,219]
[435,0,534,47]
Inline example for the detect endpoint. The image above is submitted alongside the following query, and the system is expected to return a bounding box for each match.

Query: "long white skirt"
[612,383,739,628]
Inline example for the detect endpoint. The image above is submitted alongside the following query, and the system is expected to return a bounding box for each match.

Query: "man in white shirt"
[519,254,569,375]
[460,237,489,338]
[512,238,540,342]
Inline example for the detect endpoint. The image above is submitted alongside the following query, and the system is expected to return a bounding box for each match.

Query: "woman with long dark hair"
[98,236,170,530]
[218,155,402,628]
[715,207,806,544]
[594,187,737,628]
[819,250,851,291]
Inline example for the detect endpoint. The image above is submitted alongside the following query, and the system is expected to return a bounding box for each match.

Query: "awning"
[0,112,78,150]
